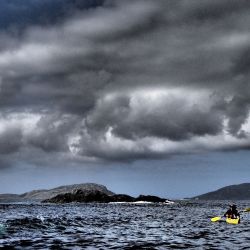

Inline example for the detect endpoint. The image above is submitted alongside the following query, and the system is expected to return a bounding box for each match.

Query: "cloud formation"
[0,0,250,167]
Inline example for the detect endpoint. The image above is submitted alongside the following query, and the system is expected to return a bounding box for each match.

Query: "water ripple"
[0,201,249,249]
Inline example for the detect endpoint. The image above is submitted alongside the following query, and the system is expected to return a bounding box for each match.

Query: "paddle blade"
[211,216,221,222]
[244,207,250,212]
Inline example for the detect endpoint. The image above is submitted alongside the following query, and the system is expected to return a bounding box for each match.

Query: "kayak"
[211,217,240,224]
[226,218,240,224]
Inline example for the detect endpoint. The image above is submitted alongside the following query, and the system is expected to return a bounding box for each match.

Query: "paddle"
[211,216,222,222]
[211,207,250,222]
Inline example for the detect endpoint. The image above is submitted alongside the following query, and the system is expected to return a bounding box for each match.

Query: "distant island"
[0,183,172,204]
[192,183,250,200]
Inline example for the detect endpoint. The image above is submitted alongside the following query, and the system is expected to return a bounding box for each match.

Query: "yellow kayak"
[226,218,240,224]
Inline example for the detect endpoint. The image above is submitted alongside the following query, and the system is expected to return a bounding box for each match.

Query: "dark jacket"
[224,208,240,219]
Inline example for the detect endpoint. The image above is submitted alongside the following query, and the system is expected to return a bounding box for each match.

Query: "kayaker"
[224,204,240,219]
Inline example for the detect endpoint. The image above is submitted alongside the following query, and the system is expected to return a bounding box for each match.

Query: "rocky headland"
[0,183,171,204]
[43,189,169,203]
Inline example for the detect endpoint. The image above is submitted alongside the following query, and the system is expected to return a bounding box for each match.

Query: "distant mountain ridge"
[0,183,114,203]
[193,183,250,200]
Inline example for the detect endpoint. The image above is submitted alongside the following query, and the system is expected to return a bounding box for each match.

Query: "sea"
[0,200,249,249]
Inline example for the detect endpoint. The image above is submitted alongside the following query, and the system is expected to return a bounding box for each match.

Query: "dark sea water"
[0,201,249,249]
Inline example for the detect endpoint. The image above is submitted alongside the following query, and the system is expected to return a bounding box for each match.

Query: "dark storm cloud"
[0,0,104,32]
[85,92,223,141]
[226,92,250,137]
[0,0,250,164]
[180,0,250,22]
[232,46,250,75]
[26,114,77,153]
[0,127,22,154]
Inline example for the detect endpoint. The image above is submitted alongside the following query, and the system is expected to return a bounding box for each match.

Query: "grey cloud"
[226,93,250,137]
[0,158,13,170]
[0,127,23,154]
[26,114,78,153]
[78,140,165,162]
[86,93,224,141]
[232,46,250,76]
[179,0,250,23]
[0,0,250,164]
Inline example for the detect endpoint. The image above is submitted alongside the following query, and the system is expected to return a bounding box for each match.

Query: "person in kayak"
[224,204,240,219]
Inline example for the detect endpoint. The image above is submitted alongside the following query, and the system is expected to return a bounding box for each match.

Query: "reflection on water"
[0,201,249,249]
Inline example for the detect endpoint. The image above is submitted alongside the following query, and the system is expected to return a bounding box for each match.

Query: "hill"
[193,183,250,200]
[0,183,114,203]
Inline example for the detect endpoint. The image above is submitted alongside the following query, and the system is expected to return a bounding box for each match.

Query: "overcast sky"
[0,0,250,198]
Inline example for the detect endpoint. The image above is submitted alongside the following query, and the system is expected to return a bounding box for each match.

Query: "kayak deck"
[226,218,240,224]
[211,217,240,224]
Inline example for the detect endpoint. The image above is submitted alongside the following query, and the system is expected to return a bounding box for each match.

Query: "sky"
[0,0,250,198]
